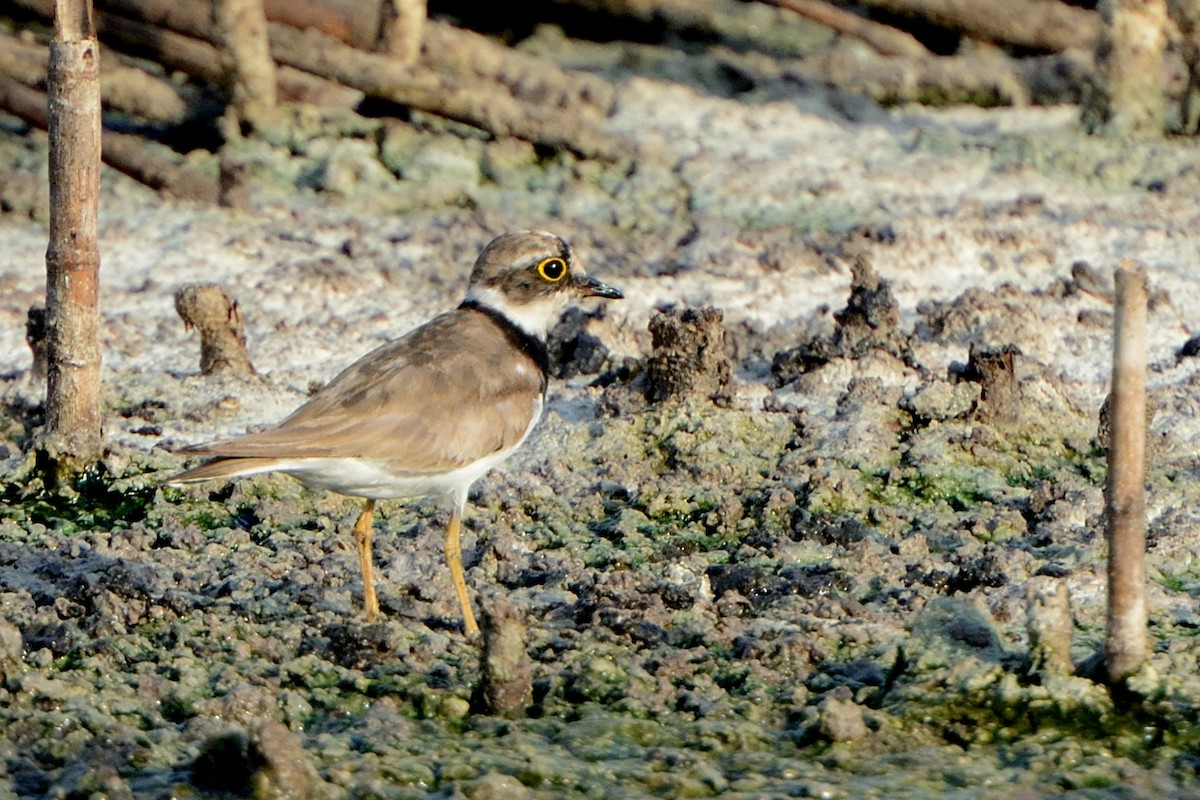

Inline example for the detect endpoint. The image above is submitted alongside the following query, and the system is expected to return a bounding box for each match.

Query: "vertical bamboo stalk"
[212,0,277,129]
[376,0,425,64]
[1087,0,1168,137]
[1105,260,1149,684]
[42,0,103,484]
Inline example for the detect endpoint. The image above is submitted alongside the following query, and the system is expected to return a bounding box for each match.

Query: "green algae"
[0,459,158,533]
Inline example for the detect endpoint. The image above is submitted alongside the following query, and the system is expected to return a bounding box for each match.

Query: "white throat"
[464,286,566,339]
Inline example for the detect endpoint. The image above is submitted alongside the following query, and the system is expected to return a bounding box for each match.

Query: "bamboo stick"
[212,0,278,129]
[1090,0,1168,137]
[42,0,104,483]
[375,0,424,62]
[1104,260,1149,684]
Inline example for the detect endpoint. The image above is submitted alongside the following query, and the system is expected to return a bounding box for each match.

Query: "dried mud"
[3,27,1200,800]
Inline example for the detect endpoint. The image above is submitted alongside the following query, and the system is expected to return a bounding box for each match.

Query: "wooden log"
[97,12,362,108]
[420,21,615,115]
[100,131,221,202]
[91,0,615,114]
[42,0,104,483]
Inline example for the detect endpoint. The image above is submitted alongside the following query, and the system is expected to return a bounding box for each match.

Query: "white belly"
[279,396,543,503]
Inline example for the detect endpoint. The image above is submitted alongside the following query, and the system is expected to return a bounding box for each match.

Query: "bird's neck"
[460,286,564,340]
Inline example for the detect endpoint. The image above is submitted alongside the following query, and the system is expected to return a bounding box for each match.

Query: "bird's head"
[463,230,623,338]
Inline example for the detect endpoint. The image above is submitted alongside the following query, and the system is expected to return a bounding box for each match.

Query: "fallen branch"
[854,0,1100,53]
[267,24,624,157]
[738,45,1090,107]
[0,29,198,126]
[0,76,220,202]
[12,0,364,108]
[420,21,615,117]
[88,0,619,150]
[93,0,615,113]
[102,11,363,108]
[766,0,930,58]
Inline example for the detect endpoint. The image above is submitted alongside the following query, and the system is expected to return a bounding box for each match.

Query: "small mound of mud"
[772,255,905,385]
[646,306,734,406]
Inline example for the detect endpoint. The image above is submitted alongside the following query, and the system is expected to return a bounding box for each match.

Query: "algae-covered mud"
[4,27,1200,800]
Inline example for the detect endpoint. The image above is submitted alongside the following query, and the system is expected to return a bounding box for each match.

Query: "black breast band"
[458,299,550,391]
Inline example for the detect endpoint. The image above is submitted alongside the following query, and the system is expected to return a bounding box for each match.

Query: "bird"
[169,230,623,636]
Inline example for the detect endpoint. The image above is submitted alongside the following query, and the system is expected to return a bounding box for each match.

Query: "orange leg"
[353,499,380,623]
[445,507,479,637]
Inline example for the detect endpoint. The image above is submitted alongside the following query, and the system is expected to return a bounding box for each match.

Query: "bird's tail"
[167,457,284,486]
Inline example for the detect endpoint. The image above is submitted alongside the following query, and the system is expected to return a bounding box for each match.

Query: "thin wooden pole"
[41,0,104,485]
[1087,0,1168,137]
[1105,260,1149,684]
[376,0,425,63]
[212,0,277,129]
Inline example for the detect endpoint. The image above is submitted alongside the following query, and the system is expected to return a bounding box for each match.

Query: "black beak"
[579,275,623,300]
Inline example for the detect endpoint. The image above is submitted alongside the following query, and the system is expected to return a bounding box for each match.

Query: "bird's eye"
[537,257,568,282]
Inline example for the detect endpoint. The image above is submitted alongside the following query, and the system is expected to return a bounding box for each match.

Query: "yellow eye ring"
[537,257,568,282]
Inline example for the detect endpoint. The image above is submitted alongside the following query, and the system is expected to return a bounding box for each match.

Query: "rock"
[547,306,612,379]
[1178,333,1200,360]
[0,619,22,684]
[817,687,869,742]
[53,757,134,800]
[252,722,323,800]
[1096,389,1159,459]
[192,723,322,800]
[907,597,1006,669]
[831,256,903,355]
[192,730,256,795]
[1070,260,1113,300]
[315,138,396,195]
[904,379,981,423]
[469,772,530,800]
[772,254,905,384]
